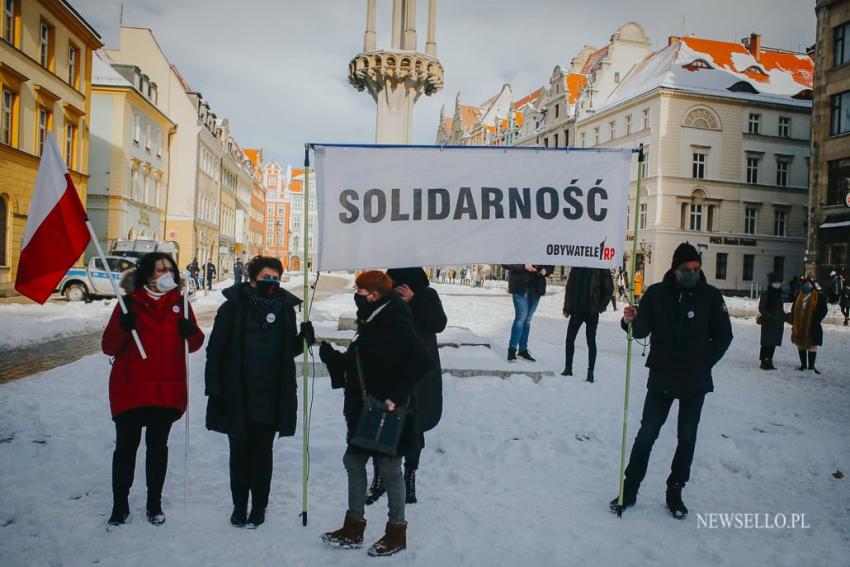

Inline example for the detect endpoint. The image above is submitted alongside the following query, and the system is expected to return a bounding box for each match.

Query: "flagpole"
[85,220,147,359]
[616,144,644,517]
[300,146,312,526]
[183,285,190,508]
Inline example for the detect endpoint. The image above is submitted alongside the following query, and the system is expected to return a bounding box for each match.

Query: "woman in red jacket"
[102,252,205,526]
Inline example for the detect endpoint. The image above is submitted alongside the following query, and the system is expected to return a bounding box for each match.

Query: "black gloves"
[178,318,201,338]
[319,340,338,364]
[299,321,316,346]
[119,311,137,332]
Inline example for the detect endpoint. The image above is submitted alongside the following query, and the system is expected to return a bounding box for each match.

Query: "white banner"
[314,145,635,271]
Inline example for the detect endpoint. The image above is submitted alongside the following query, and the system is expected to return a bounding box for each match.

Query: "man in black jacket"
[562,267,614,382]
[502,263,555,362]
[610,243,732,520]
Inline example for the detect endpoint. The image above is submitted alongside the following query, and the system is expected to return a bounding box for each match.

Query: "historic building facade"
[0,0,102,296]
[262,162,289,269]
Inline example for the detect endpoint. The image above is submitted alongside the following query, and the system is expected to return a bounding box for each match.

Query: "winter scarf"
[791,290,819,348]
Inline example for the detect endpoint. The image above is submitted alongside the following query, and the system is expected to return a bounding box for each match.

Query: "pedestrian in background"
[840,275,850,326]
[101,252,205,526]
[633,266,644,303]
[205,260,216,291]
[757,273,785,370]
[562,267,613,382]
[233,258,245,284]
[787,275,828,374]
[503,263,555,362]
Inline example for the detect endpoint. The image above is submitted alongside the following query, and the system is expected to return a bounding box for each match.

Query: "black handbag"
[349,350,409,456]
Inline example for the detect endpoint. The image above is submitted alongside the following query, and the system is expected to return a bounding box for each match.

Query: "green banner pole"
[301,146,312,526]
[616,144,644,518]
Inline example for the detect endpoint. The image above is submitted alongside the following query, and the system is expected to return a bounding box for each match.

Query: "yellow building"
[0,0,102,297]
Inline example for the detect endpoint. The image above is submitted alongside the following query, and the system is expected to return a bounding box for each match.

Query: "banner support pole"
[301,145,312,526]
[616,144,644,518]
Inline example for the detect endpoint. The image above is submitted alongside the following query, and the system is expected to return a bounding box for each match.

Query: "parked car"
[57,255,196,302]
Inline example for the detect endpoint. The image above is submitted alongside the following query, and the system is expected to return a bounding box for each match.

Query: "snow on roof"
[91,51,132,88]
[596,36,813,114]
[514,87,544,110]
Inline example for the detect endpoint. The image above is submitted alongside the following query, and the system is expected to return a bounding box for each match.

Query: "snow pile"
[0,285,847,565]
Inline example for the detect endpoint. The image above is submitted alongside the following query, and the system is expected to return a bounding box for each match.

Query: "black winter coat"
[204,283,303,438]
[758,288,785,347]
[563,268,614,315]
[622,270,733,399]
[322,296,435,456]
[503,264,556,297]
[402,286,447,433]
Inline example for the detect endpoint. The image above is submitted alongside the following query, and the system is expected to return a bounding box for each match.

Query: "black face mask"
[256,278,280,296]
[354,293,370,311]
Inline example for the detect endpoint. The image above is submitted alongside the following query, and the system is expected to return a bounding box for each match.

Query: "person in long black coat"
[360,267,447,505]
[757,273,785,370]
[319,270,434,557]
[205,256,314,528]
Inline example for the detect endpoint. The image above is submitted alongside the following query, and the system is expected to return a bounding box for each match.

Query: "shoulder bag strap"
[354,348,368,401]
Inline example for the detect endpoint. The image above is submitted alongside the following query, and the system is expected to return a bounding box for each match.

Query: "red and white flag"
[15,132,90,304]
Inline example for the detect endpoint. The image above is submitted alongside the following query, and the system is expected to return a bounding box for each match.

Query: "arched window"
[128,227,136,240]
[0,195,8,266]
[682,106,721,130]
[744,65,767,76]
[683,59,712,70]
[728,81,759,94]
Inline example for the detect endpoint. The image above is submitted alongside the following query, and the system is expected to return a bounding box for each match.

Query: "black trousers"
[564,311,600,371]
[624,389,705,489]
[112,406,178,508]
[759,345,776,361]
[228,422,277,510]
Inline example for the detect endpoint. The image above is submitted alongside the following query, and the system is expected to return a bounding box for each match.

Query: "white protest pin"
[266,313,276,324]
[687,310,695,319]
[173,305,180,314]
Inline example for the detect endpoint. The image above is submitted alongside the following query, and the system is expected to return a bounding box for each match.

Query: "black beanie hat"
[671,243,701,270]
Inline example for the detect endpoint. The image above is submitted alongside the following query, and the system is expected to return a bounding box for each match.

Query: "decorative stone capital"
[348,50,444,99]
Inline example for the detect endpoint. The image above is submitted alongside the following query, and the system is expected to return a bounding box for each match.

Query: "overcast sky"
[73,0,816,167]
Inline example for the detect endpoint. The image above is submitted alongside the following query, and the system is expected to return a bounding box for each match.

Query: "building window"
[744,207,757,234]
[130,165,139,201]
[64,122,75,168]
[743,254,754,281]
[132,111,140,143]
[746,157,759,184]
[554,104,559,119]
[748,113,760,134]
[835,22,850,67]
[640,149,649,178]
[3,0,14,44]
[692,152,705,179]
[278,205,285,216]
[689,203,703,231]
[68,45,79,88]
[143,170,150,204]
[639,202,647,229]
[773,256,785,282]
[593,127,599,145]
[1,88,14,146]
[776,159,789,187]
[715,252,727,280]
[774,209,787,236]
[292,216,301,230]
[831,91,850,136]
[39,21,53,69]
[827,158,850,206]
[641,108,650,130]
[554,133,559,147]
[778,116,790,138]
[614,72,620,83]
[580,132,586,147]
[154,176,161,208]
[543,137,549,148]
[145,121,151,150]
[625,115,632,135]
[609,121,615,140]
[36,107,50,156]
[0,195,7,265]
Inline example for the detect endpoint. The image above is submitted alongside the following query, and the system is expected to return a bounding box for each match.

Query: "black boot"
[507,348,517,363]
[665,482,688,520]
[764,359,776,370]
[808,351,820,374]
[609,482,638,513]
[247,507,265,528]
[586,368,594,383]
[797,350,807,371]
[146,500,165,526]
[107,496,130,526]
[517,350,536,362]
[365,464,385,505]
[404,466,417,504]
[230,505,248,528]
[561,367,573,376]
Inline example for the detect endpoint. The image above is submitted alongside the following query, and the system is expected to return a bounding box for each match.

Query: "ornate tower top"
[348,0,445,144]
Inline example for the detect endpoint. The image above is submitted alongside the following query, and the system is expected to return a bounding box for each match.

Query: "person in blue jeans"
[502,264,555,362]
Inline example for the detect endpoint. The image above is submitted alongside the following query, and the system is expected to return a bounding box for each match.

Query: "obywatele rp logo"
[546,236,616,261]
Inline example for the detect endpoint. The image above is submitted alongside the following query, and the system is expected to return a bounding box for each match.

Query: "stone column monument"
[348,0,444,143]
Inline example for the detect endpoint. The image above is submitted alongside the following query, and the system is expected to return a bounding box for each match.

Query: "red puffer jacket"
[102,288,205,418]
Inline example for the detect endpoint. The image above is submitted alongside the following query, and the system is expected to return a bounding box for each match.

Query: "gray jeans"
[343,449,405,523]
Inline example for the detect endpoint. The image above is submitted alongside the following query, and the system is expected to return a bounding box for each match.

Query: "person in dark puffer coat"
[102,252,205,527]
[363,268,447,506]
[204,256,315,528]
[319,270,434,557]
[757,273,785,370]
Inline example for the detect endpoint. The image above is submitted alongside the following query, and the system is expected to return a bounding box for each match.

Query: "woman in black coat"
[757,273,786,370]
[360,267,448,505]
[319,270,434,557]
[204,256,314,528]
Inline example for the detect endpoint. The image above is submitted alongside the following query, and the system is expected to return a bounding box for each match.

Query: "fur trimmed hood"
[119,267,190,295]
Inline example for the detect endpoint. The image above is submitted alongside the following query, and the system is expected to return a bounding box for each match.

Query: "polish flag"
[15,133,90,304]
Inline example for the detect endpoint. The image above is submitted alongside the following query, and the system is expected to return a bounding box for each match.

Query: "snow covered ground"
[0,283,848,566]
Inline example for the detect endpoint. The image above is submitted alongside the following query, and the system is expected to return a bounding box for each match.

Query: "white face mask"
[153,272,178,293]
[771,283,781,289]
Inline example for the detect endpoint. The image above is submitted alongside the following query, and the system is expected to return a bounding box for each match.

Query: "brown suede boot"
[367,522,407,557]
[321,513,367,549]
